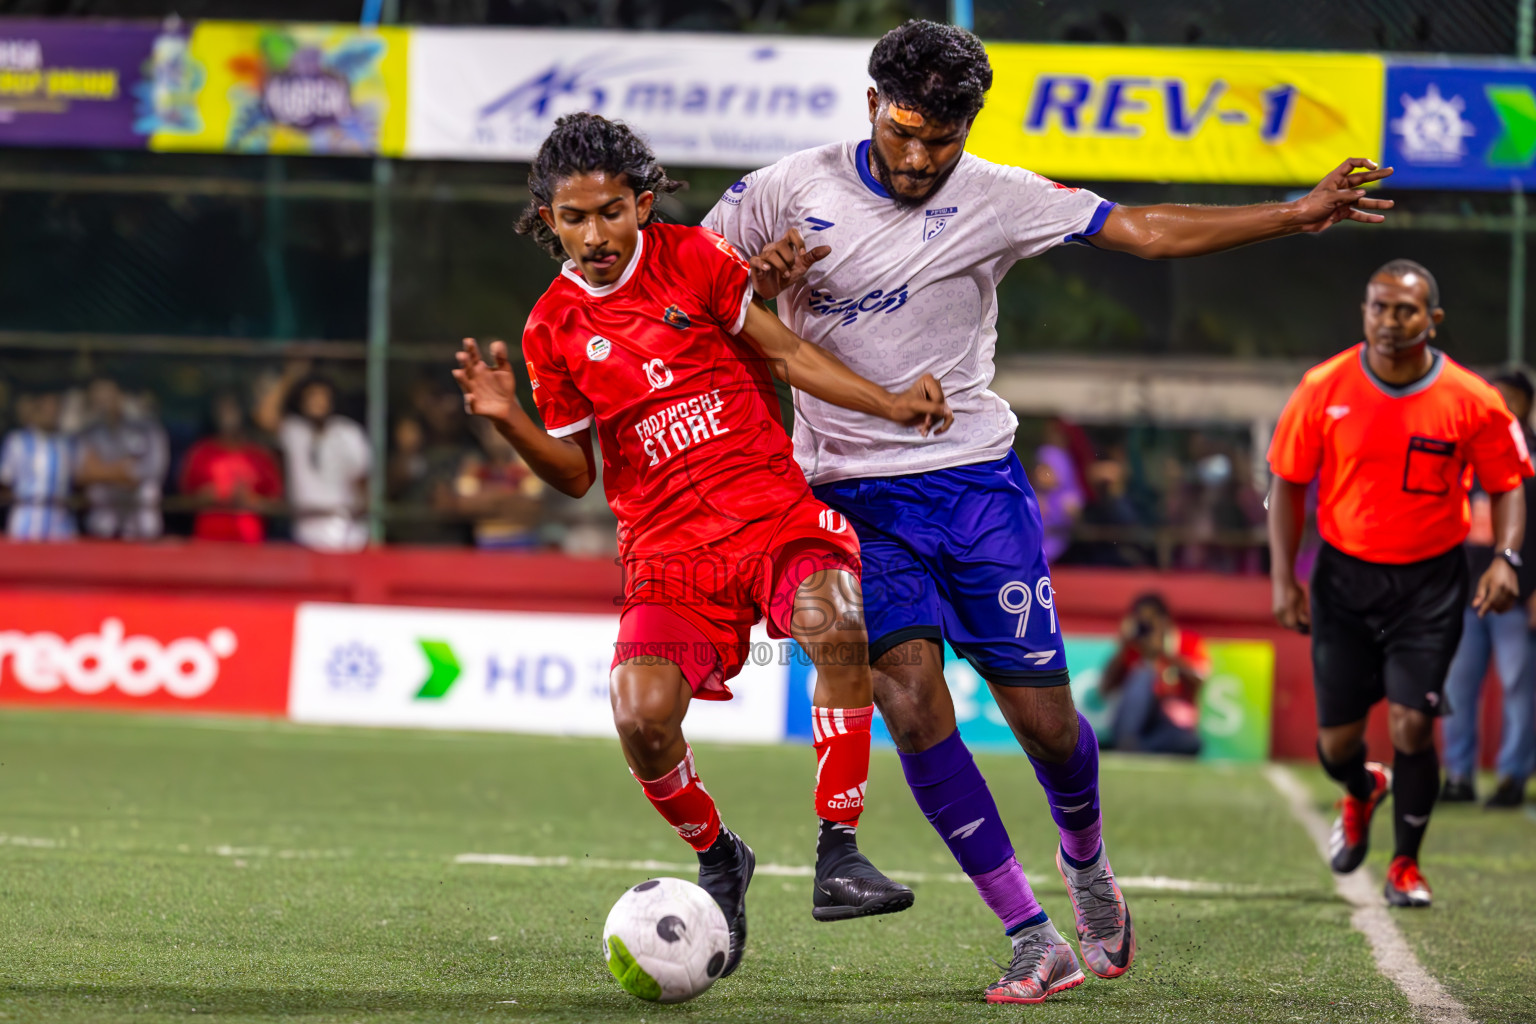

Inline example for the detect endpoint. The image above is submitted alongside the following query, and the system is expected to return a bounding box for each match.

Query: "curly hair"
[515,113,686,261]
[867,20,993,127]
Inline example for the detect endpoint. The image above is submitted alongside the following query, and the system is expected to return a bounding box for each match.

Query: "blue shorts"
[812,452,1068,686]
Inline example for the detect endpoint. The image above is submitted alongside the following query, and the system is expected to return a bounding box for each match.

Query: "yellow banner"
[148,22,408,156]
[970,44,1385,185]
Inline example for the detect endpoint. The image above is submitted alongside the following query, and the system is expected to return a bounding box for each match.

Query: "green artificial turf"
[1300,768,1536,1024]
[0,709,1481,1022]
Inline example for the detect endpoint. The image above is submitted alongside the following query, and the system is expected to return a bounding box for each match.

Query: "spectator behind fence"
[256,363,370,552]
[386,415,467,545]
[1441,369,1536,808]
[0,392,77,541]
[181,393,283,543]
[1032,421,1085,563]
[454,419,546,550]
[1098,593,1209,755]
[77,378,169,540]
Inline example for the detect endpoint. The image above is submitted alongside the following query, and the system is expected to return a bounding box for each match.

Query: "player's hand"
[1272,576,1311,634]
[748,228,831,301]
[453,338,523,425]
[885,373,953,437]
[1291,158,1395,234]
[1473,558,1519,616]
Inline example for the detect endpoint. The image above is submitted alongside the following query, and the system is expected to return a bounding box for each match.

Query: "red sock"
[634,746,721,852]
[813,705,874,826]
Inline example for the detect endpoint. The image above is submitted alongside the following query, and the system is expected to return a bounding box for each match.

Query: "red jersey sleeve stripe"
[728,278,753,336]
[546,415,593,438]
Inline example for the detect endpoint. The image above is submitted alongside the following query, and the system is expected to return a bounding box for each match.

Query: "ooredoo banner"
[405,28,873,166]
[0,20,160,149]
[0,592,293,714]
[287,602,792,743]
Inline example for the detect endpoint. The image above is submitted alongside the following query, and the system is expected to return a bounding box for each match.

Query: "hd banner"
[969,44,1385,186]
[405,28,873,165]
[0,20,160,148]
[1383,62,1536,191]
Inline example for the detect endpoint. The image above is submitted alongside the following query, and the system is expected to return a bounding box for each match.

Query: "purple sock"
[1028,712,1103,865]
[973,857,1044,932]
[899,729,1041,928]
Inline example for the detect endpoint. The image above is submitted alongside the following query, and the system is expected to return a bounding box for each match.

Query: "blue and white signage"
[406,28,873,166]
[1384,62,1536,191]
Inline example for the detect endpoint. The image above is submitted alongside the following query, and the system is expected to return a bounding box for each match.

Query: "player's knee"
[1014,704,1078,762]
[1387,704,1434,753]
[610,666,684,761]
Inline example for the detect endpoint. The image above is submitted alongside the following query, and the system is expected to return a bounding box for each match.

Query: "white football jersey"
[702,139,1111,485]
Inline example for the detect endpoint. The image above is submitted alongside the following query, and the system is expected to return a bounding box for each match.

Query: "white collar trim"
[559,229,645,298]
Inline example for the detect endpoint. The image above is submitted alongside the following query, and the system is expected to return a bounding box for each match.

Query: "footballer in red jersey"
[452,113,952,978]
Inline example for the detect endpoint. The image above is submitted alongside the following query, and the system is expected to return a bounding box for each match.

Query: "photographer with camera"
[1098,593,1209,756]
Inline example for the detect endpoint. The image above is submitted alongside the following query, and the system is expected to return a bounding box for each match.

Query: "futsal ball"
[602,877,730,1003]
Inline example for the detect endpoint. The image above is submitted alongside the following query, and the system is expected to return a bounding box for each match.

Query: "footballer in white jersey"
[703,140,1111,487]
[703,19,1396,1006]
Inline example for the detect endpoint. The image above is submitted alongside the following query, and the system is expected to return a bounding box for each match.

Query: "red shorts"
[611,500,861,700]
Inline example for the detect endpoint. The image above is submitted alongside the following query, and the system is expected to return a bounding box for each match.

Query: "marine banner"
[969,43,1385,187]
[405,27,873,166]
[0,20,160,149]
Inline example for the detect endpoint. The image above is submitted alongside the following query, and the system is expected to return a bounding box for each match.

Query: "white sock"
[1010,917,1065,949]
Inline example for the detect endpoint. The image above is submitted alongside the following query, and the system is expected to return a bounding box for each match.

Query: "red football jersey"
[522,223,810,557]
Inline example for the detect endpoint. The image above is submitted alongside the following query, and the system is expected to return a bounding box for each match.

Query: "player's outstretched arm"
[452,338,596,498]
[737,300,953,436]
[1093,158,1395,260]
[1267,476,1311,634]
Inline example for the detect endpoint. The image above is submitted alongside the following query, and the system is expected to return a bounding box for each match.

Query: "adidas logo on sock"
[948,818,986,841]
[827,782,867,810]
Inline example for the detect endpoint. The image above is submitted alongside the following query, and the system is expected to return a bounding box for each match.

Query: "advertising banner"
[406,28,873,166]
[288,603,790,743]
[0,20,159,149]
[0,591,293,715]
[148,21,408,156]
[969,44,1384,186]
[786,634,1274,762]
[1383,62,1536,191]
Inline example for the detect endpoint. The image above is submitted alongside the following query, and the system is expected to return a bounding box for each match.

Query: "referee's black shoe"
[1440,776,1477,803]
[1329,762,1391,874]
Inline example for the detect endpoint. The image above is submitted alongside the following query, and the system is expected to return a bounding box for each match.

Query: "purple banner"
[0,20,158,148]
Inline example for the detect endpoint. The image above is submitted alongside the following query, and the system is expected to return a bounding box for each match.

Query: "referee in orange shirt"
[1269,260,1533,908]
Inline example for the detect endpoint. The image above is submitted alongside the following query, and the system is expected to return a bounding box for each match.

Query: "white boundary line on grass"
[453,852,1262,894]
[1264,765,1472,1024]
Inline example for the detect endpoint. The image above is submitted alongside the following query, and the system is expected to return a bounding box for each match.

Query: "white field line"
[1264,765,1472,1024]
[452,852,1262,894]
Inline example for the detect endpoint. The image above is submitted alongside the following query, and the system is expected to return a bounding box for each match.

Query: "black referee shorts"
[1309,542,1469,728]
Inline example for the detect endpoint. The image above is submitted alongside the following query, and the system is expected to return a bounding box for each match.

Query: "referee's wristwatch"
[1500,548,1524,570]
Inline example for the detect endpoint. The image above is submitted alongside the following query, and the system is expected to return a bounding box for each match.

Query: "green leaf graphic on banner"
[1486,85,1536,167]
[415,640,460,699]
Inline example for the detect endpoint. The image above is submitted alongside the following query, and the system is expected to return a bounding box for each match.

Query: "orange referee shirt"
[1268,344,1533,565]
